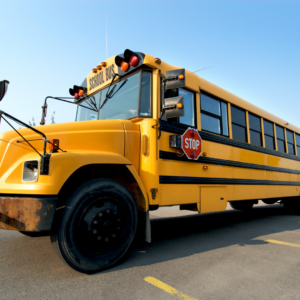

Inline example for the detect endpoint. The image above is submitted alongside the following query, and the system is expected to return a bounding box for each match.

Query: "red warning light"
[129,54,139,67]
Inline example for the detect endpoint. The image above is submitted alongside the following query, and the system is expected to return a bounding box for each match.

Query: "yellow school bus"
[0,49,299,273]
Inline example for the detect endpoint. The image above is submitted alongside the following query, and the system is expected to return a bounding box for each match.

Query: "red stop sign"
[181,128,202,160]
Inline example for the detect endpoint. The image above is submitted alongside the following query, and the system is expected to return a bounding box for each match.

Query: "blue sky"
[1,0,299,133]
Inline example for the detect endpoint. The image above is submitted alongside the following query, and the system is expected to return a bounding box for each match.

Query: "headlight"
[23,160,39,182]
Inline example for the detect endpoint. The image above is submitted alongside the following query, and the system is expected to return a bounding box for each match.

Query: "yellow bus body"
[0,51,299,231]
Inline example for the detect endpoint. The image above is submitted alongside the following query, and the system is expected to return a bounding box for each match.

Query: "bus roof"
[84,51,299,134]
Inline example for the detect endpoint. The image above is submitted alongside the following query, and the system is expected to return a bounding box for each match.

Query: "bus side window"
[249,113,262,146]
[200,92,228,136]
[296,134,300,156]
[163,88,196,127]
[179,89,195,127]
[231,105,247,142]
[286,129,295,154]
[276,125,286,152]
[263,120,275,149]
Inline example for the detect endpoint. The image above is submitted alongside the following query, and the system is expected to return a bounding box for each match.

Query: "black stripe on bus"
[159,176,300,186]
[159,121,300,162]
[159,151,300,175]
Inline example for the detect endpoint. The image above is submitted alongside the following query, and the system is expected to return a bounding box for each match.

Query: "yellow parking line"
[144,277,197,300]
[265,239,300,248]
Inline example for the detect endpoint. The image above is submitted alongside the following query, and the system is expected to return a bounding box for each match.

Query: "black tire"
[50,179,138,274]
[229,201,254,211]
[20,231,50,237]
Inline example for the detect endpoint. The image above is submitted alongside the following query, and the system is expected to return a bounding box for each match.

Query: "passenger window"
[231,105,247,142]
[286,129,295,155]
[200,92,228,136]
[276,125,286,152]
[179,89,195,127]
[249,113,262,146]
[263,120,275,149]
[296,134,300,156]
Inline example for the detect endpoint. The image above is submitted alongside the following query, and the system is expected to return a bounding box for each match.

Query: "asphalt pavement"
[0,202,300,300]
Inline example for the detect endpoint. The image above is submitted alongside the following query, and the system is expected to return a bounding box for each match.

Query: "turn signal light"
[179,74,184,80]
[49,139,59,153]
[177,103,183,109]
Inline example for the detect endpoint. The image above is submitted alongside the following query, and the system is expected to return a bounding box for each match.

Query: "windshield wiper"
[100,77,127,110]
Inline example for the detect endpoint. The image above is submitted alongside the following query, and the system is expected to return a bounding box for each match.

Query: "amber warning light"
[49,139,59,153]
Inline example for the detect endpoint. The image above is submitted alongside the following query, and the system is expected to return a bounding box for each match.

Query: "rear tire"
[229,201,254,211]
[50,179,138,274]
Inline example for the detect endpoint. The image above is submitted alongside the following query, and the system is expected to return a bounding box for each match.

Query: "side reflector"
[49,139,59,153]
[142,134,150,156]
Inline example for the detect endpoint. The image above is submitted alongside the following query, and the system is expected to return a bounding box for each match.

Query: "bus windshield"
[76,70,151,121]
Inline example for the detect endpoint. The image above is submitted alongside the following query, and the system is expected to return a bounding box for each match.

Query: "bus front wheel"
[229,201,254,211]
[50,179,138,274]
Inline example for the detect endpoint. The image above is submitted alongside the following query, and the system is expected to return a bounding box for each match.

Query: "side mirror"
[165,69,185,90]
[0,80,9,101]
[164,96,185,119]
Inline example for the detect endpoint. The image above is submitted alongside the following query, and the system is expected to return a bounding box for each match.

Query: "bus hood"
[0,119,140,179]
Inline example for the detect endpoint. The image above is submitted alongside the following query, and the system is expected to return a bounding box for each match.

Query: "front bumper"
[0,196,58,232]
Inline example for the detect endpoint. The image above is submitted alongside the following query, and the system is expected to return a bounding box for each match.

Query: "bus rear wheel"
[50,179,138,274]
[229,201,254,211]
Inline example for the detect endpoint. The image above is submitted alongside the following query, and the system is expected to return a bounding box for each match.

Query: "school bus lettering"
[0,49,300,274]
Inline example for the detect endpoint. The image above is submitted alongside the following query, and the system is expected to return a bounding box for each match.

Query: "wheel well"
[57,164,147,212]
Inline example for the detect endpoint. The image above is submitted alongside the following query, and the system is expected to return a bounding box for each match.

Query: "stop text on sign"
[181,128,202,160]
[185,138,200,150]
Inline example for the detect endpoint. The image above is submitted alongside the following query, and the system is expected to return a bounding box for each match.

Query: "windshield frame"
[75,68,153,122]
